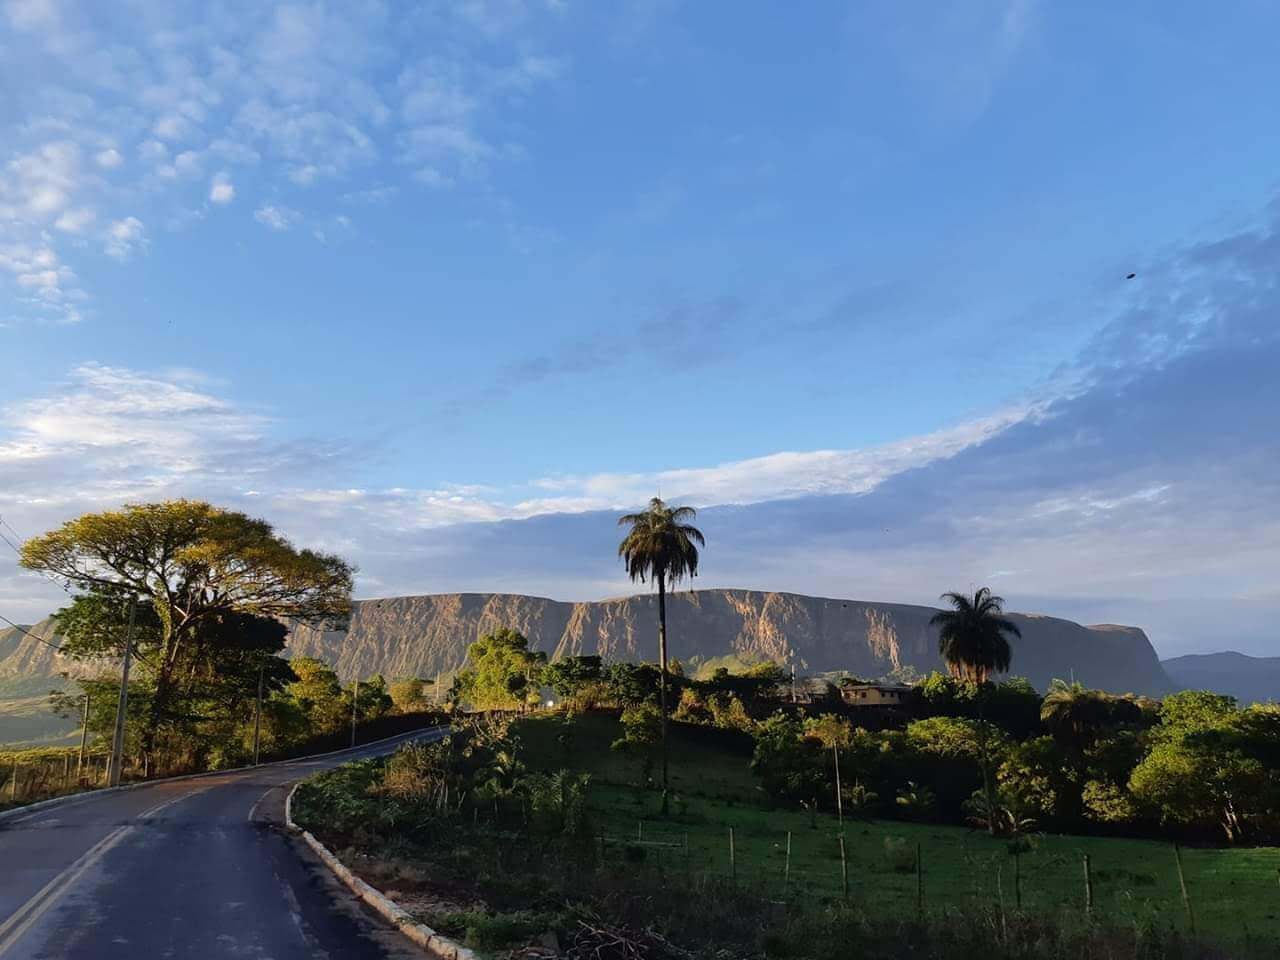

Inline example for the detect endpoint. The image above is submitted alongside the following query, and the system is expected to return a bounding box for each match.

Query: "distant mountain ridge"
[287,590,1175,695]
[1161,651,1280,704]
[0,590,1178,698]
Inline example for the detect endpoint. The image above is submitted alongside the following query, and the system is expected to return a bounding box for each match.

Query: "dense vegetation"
[450,628,1280,845]
[2,500,445,805]
[293,710,1279,959]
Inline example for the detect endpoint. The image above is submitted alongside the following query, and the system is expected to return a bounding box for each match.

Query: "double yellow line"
[0,790,199,956]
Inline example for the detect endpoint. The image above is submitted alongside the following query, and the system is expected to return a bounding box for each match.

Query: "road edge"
[285,751,475,960]
[0,725,442,825]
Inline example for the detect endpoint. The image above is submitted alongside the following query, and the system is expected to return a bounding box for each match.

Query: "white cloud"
[254,204,299,231]
[209,173,235,204]
[0,141,83,223]
[103,217,146,260]
[4,0,57,31]
[0,3,568,325]
[95,147,123,169]
[0,242,84,322]
[54,206,95,234]
[341,185,398,204]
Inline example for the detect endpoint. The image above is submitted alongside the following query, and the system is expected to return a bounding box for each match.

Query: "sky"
[1,0,1278,658]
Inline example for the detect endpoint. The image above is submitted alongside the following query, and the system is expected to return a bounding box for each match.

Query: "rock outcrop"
[0,591,1176,696]
[285,590,1176,695]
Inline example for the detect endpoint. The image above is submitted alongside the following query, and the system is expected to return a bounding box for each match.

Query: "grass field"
[0,695,79,750]
[515,711,1280,942]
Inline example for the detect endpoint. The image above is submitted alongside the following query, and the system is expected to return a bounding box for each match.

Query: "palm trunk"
[657,569,669,815]
[978,691,996,836]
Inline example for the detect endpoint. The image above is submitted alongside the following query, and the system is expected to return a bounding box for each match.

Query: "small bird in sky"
[1126,272,1137,279]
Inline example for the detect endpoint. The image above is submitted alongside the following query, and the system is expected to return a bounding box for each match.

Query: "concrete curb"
[285,735,475,960]
[0,725,444,825]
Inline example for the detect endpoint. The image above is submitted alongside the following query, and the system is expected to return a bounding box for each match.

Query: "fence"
[591,811,1270,941]
[0,750,125,808]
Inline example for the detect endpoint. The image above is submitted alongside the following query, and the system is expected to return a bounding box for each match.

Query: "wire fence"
[0,750,133,807]
[588,813,1276,941]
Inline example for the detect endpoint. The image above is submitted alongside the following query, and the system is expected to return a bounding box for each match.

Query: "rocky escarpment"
[285,590,1176,696]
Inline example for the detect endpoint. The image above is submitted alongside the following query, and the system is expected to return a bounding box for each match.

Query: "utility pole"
[350,678,359,748]
[106,596,137,788]
[76,691,91,780]
[252,657,265,766]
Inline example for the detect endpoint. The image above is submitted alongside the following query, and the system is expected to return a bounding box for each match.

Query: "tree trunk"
[657,569,669,816]
[143,627,179,762]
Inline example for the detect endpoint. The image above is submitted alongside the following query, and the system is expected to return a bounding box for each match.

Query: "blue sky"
[2,1,1278,658]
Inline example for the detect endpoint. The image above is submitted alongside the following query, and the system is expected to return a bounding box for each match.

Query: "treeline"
[450,628,1280,845]
[50,658,449,775]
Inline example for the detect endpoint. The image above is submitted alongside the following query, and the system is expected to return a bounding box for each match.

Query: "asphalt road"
[0,728,446,959]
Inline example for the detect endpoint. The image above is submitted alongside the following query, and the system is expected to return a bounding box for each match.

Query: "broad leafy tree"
[541,655,604,704]
[617,497,705,813]
[21,500,352,756]
[452,628,547,711]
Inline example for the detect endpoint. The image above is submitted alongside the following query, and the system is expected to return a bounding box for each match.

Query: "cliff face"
[0,618,84,682]
[286,590,1176,696]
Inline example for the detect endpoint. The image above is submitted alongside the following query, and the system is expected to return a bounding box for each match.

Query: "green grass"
[0,694,80,750]
[515,711,1280,943]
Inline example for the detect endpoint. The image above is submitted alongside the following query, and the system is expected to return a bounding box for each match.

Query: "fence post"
[915,841,924,918]
[9,763,18,801]
[729,827,736,882]
[1173,844,1196,935]
[838,835,849,899]
[638,820,643,841]
[1014,846,1022,910]
[997,864,1007,939]
[62,752,71,790]
[1082,854,1093,917]
[784,830,792,892]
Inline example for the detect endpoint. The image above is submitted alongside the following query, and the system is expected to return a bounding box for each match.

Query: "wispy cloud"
[253,204,300,231]
[0,1,569,324]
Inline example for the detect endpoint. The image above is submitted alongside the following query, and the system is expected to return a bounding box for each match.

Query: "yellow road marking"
[0,825,130,956]
[0,786,209,956]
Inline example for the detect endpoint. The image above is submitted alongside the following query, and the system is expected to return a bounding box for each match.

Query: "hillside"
[287,590,1175,695]
[0,591,1177,700]
[1162,651,1280,704]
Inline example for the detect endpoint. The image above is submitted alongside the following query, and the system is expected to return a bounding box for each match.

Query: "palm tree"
[617,497,705,814]
[1040,680,1114,755]
[929,587,1021,683]
[930,587,1021,834]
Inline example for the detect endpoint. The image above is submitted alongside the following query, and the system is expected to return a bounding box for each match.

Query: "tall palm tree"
[617,497,705,814]
[930,586,1021,834]
[929,587,1021,683]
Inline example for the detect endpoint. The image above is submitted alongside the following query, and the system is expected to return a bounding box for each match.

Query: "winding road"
[0,728,445,959]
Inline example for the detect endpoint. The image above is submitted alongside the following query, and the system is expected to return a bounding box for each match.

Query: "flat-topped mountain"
[0,590,1177,697]
[286,590,1175,695]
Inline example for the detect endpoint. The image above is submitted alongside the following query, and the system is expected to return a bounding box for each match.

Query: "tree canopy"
[451,628,548,711]
[21,500,353,757]
[929,587,1021,683]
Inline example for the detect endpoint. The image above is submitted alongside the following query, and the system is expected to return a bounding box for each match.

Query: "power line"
[0,514,71,595]
[0,529,22,556]
[0,612,63,650]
